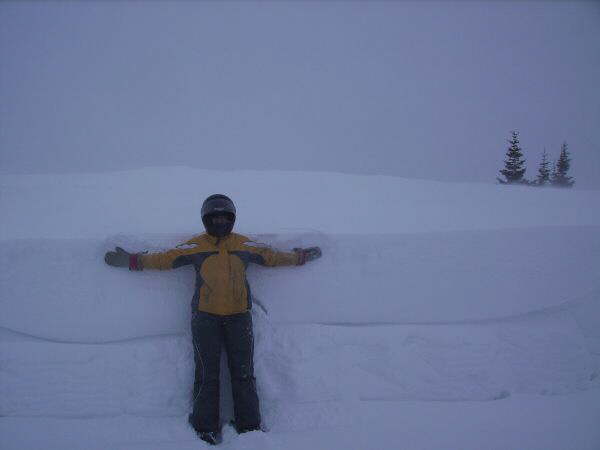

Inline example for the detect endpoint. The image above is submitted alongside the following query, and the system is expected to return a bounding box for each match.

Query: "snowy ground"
[1,168,599,449]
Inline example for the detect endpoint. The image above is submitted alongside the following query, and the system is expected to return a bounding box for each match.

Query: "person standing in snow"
[104,194,322,445]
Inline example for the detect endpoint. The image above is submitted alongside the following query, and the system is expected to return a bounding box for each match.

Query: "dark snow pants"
[188,310,261,433]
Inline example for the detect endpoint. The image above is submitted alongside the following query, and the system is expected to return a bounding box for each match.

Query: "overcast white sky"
[1,1,599,188]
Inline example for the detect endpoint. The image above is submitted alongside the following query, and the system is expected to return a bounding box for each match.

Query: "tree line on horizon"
[497,131,575,188]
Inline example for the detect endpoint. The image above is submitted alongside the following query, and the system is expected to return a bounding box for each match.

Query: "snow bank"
[1,167,598,239]
[1,227,600,342]
[1,168,599,449]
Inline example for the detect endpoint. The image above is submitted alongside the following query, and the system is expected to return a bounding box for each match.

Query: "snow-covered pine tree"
[551,159,560,186]
[497,131,528,184]
[534,148,551,186]
[551,141,575,188]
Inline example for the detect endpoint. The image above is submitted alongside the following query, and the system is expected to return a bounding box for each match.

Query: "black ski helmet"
[201,194,236,238]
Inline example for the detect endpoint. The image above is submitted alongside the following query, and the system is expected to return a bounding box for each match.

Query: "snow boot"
[198,430,222,446]
[188,415,222,445]
[230,420,264,434]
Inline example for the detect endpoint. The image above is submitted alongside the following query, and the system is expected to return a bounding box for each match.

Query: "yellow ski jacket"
[138,232,301,315]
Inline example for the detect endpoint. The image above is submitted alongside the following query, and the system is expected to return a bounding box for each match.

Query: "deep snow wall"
[1,167,599,239]
[1,168,599,342]
[2,227,600,342]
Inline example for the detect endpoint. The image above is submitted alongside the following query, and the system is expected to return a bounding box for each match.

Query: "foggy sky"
[1,1,599,188]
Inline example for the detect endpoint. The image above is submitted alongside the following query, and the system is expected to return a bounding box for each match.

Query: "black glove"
[294,246,322,265]
[104,247,133,268]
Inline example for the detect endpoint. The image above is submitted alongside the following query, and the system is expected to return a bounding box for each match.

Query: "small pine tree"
[497,131,527,184]
[551,142,575,188]
[534,148,551,186]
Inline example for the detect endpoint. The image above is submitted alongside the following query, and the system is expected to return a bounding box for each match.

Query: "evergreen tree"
[534,148,551,186]
[551,142,575,188]
[497,131,527,184]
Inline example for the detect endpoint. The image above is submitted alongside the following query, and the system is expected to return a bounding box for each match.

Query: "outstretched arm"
[104,246,195,271]
[245,243,322,267]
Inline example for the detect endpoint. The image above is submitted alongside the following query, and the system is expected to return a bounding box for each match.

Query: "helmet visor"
[209,213,235,225]
[201,196,236,219]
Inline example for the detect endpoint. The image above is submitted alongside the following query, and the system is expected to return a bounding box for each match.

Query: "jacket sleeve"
[139,247,197,271]
[245,242,301,267]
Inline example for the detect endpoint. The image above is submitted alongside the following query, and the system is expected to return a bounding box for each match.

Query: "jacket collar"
[182,232,247,248]
[204,233,232,247]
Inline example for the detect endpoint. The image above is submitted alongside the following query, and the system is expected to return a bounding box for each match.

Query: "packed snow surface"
[1,167,599,449]
[1,167,599,239]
